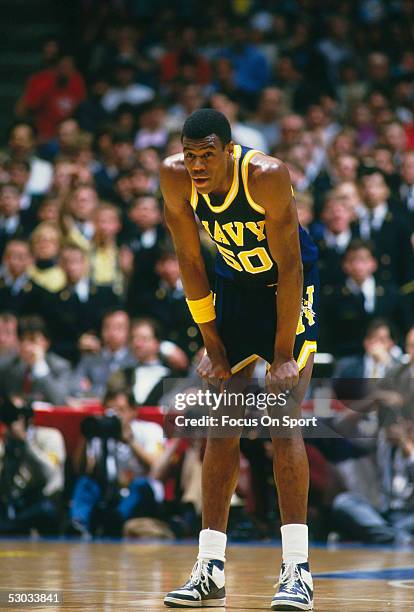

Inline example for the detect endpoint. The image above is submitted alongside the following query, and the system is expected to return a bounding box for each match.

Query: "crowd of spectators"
[1,0,414,543]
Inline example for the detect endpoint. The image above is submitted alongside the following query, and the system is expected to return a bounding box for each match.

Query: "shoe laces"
[277,561,300,593]
[189,560,210,592]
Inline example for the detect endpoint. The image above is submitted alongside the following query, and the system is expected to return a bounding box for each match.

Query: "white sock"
[281,524,308,564]
[197,528,227,562]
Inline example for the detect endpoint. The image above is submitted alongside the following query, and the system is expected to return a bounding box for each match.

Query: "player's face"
[183,135,232,194]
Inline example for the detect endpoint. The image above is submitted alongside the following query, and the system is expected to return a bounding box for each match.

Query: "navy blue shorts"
[215,264,319,373]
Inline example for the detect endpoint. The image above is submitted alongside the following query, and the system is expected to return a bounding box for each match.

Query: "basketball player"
[160,109,318,610]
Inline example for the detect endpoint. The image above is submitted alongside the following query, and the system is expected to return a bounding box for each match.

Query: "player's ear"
[225,141,234,156]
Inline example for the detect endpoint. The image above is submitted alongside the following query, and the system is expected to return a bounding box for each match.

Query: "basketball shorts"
[214,263,319,374]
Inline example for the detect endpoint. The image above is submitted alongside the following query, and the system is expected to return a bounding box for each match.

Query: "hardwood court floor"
[0,540,413,611]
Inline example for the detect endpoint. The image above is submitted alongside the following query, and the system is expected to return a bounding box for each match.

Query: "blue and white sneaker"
[164,559,226,608]
[271,561,313,611]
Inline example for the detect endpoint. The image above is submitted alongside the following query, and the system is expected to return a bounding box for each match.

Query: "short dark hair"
[103,388,135,408]
[131,317,162,341]
[182,109,232,146]
[18,315,49,340]
[344,239,376,258]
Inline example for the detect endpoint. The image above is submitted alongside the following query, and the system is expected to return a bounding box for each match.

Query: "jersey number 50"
[216,244,274,274]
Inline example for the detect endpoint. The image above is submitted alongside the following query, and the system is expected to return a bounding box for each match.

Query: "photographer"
[0,397,65,535]
[68,390,164,537]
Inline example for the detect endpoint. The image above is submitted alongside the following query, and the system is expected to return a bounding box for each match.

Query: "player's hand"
[266,357,299,393]
[197,347,231,387]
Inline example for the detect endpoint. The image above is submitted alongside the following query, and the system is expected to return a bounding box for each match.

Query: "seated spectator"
[123,194,166,297]
[0,396,65,535]
[0,313,18,366]
[60,185,98,250]
[68,389,164,537]
[40,243,122,363]
[332,404,414,545]
[72,309,135,399]
[0,315,72,405]
[209,92,267,151]
[334,319,403,380]
[356,169,414,293]
[320,240,409,355]
[134,99,169,151]
[6,122,53,195]
[28,222,65,292]
[7,159,41,221]
[0,240,38,315]
[36,195,61,225]
[218,23,269,99]
[133,249,201,364]
[89,203,130,295]
[74,72,110,134]
[399,151,414,232]
[38,117,81,162]
[0,184,31,258]
[101,56,154,114]
[14,53,86,141]
[108,318,173,406]
[315,191,357,284]
[247,87,283,152]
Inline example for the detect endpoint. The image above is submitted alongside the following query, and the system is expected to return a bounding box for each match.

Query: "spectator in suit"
[108,318,173,406]
[0,315,72,405]
[0,184,31,258]
[0,240,39,315]
[332,406,414,545]
[72,309,135,399]
[6,122,53,195]
[0,313,18,367]
[134,249,201,364]
[89,203,131,296]
[334,319,403,380]
[124,194,166,304]
[40,243,122,363]
[399,151,414,232]
[60,185,98,250]
[315,191,357,284]
[320,240,409,356]
[357,169,414,295]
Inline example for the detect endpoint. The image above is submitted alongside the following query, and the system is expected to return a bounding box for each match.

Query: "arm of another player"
[250,156,303,391]
[160,159,231,381]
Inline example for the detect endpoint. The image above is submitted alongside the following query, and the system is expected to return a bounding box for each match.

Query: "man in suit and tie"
[0,240,40,316]
[0,315,72,405]
[39,243,123,363]
[356,169,414,296]
[108,318,173,406]
[399,151,414,233]
[315,191,357,284]
[72,309,135,399]
[320,240,410,356]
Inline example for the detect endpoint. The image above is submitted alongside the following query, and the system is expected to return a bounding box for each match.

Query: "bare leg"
[271,354,314,525]
[201,362,257,532]
[202,436,240,531]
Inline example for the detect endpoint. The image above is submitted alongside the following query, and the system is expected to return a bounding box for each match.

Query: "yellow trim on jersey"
[190,180,198,210]
[241,149,266,214]
[241,153,295,215]
[231,354,259,374]
[201,145,242,213]
[296,340,317,371]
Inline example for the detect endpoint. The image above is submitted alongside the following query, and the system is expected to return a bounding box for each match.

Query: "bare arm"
[160,158,230,378]
[250,155,303,387]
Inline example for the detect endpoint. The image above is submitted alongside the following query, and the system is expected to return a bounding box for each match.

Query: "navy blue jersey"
[190,145,318,287]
